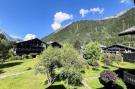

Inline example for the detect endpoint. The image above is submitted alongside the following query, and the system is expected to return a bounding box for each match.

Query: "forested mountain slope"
[43,8,135,46]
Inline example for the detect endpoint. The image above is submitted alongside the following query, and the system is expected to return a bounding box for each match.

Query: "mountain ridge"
[43,8,135,46]
[0,30,22,42]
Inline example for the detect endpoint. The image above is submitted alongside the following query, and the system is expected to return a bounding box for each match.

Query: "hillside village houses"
[117,26,135,88]
[14,38,62,57]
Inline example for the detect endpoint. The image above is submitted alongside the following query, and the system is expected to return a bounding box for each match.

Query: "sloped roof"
[104,44,135,51]
[118,26,135,36]
[16,38,43,44]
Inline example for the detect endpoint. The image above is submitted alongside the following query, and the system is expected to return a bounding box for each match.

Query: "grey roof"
[16,38,42,44]
[118,26,135,36]
[104,44,135,51]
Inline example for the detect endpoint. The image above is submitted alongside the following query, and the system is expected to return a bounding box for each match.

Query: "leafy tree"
[74,40,81,50]
[84,41,102,65]
[36,44,83,87]
[36,47,62,85]
[0,36,12,63]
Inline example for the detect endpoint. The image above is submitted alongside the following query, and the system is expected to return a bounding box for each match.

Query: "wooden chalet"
[14,38,46,57]
[118,26,135,88]
[47,41,62,48]
[103,44,135,54]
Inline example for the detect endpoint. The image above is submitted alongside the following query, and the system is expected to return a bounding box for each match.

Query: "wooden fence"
[123,53,135,62]
[124,71,135,86]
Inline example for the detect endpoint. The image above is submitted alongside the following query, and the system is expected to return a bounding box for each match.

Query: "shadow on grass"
[97,87,105,89]
[102,66,110,69]
[0,70,5,74]
[0,62,23,69]
[46,85,66,89]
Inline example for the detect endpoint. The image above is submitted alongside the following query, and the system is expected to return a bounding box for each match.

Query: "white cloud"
[120,0,130,3]
[90,8,104,14]
[51,22,62,31]
[80,9,89,17]
[79,7,104,17]
[24,34,37,41]
[51,12,73,30]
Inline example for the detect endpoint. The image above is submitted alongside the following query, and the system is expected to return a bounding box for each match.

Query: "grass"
[0,70,46,89]
[0,58,39,75]
[0,59,135,89]
[84,62,135,89]
[113,62,135,69]
[86,78,104,89]
[0,59,85,89]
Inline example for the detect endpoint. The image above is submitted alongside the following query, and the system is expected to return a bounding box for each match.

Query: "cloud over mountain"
[80,7,104,17]
[51,12,73,30]
[24,34,37,41]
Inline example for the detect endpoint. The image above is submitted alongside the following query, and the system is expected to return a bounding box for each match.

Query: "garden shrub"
[102,53,123,66]
[115,54,123,64]
[9,55,22,61]
[103,58,112,66]
[84,42,102,66]
[28,55,33,59]
[102,53,113,66]
[21,54,27,59]
[59,70,82,86]
[91,61,100,70]
[99,70,118,88]
[36,44,83,87]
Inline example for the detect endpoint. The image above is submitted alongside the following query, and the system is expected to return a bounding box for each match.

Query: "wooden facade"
[118,26,135,88]
[47,41,62,48]
[124,71,135,87]
[14,38,45,56]
[103,44,135,54]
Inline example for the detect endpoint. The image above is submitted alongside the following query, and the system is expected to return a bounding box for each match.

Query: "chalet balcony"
[124,71,135,88]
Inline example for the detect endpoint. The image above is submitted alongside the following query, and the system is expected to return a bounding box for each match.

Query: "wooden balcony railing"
[124,71,135,86]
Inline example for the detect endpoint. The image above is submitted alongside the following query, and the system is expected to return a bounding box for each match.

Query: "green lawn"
[0,58,39,76]
[0,70,46,89]
[87,78,104,89]
[0,59,135,89]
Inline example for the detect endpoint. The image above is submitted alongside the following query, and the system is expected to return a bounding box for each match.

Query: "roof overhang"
[118,26,135,36]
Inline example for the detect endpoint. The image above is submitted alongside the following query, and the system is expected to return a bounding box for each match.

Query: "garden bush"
[36,44,83,88]
[84,42,102,66]
[102,53,123,66]
[102,53,113,66]
[9,55,22,61]
[21,54,27,59]
[91,61,100,70]
[60,70,82,86]
[99,70,118,88]
[28,55,33,59]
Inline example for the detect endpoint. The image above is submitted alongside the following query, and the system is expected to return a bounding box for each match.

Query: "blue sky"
[0,0,134,39]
